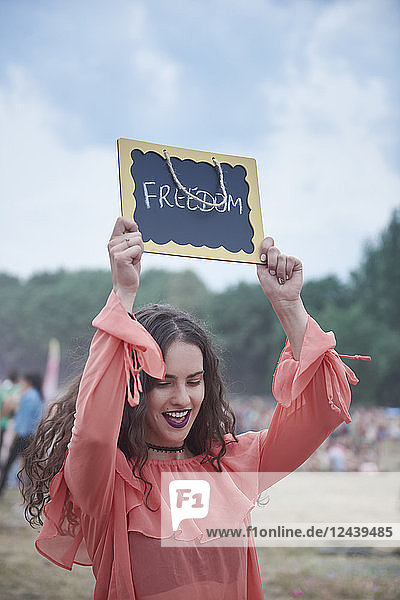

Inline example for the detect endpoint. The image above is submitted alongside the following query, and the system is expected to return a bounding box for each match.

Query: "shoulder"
[225,430,266,447]
[220,430,267,469]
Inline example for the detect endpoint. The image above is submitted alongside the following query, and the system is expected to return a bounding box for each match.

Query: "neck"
[146,441,193,461]
[146,441,185,453]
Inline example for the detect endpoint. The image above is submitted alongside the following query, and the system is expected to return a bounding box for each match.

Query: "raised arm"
[254,236,365,486]
[64,218,165,516]
[257,236,308,360]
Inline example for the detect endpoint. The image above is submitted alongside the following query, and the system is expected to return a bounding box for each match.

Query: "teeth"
[164,410,189,418]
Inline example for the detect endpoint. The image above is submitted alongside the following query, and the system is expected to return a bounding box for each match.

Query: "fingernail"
[278,277,285,285]
[260,253,267,262]
[269,270,276,276]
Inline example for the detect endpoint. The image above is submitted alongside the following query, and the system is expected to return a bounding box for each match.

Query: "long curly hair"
[20,303,237,527]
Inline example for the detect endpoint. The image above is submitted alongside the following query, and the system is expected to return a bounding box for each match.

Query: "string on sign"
[163,149,228,208]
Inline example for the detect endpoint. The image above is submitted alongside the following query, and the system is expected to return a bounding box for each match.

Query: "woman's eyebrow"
[165,370,204,379]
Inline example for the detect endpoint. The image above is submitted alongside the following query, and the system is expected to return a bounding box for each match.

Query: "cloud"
[0,63,253,290]
[257,0,400,280]
[0,3,187,279]
[128,4,183,124]
[0,65,118,276]
[0,0,398,291]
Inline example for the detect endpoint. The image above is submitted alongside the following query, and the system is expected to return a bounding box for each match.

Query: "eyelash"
[155,380,202,387]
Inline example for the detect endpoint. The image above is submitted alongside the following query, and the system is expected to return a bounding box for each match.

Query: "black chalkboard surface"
[118,139,264,263]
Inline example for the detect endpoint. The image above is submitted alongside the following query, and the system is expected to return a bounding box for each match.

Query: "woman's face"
[144,341,205,448]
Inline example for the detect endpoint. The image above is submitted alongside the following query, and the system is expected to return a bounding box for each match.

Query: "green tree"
[2,270,112,380]
[347,208,400,404]
[209,282,283,394]
[0,273,23,374]
[135,269,211,319]
[302,275,352,313]
[351,207,400,330]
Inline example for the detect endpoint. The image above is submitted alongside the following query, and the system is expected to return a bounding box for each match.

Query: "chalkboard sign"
[117,138,264,263]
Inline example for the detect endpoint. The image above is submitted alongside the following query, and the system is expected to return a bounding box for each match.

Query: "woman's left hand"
[257,237,303,307]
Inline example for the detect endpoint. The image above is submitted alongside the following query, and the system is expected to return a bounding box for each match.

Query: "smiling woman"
[19,217,364,600]
[144,341,205,449]
[113,301,237,505]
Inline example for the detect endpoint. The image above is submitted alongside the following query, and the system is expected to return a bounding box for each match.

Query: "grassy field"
[1,488,399,599]
[258,547,400,599]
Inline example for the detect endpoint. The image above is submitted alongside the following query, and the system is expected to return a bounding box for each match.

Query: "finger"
[285,256,297,280]
[266,247,280,275]
[114,244,143,266]
[259,237,275,263]
[276,254,287,285]
[108,233,144,258]
[108,231,143,252]
[110,217,138,240]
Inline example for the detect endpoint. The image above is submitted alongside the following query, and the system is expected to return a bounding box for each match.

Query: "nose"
[169,383,191,407]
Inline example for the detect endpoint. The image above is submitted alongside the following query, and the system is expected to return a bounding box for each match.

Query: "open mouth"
[162,409,191,429]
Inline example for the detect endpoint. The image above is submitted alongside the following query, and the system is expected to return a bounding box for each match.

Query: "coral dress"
[35,291,360,599]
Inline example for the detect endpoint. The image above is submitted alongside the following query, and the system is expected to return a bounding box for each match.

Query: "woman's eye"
[155,381,171,387]
[188,380,201,386]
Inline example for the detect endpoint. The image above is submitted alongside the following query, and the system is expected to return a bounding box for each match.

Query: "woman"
[0,372,43,496]
[21,217,362,599]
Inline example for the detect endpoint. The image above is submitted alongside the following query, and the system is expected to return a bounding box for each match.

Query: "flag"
[42,338,60,404]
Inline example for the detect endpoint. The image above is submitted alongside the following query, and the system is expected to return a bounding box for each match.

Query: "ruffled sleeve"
[258,316,363,480]
[63,291,165,516]
[35,291,165,571]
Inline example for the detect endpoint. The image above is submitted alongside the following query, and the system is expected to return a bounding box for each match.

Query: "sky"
[0,0,399,291]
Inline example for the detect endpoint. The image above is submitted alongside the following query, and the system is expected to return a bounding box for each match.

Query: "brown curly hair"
[20,303,237,527]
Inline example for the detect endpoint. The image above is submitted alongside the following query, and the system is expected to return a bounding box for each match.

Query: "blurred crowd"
[230,395,400,472]
[0,371,44,497]
[1,372,399,497]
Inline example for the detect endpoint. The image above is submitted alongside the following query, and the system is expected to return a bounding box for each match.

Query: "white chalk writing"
[142,182,243,214]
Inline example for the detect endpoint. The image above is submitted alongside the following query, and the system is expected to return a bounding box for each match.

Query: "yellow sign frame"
[118,138,264,263]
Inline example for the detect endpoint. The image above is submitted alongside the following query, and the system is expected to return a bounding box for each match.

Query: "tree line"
[1,209,399,406]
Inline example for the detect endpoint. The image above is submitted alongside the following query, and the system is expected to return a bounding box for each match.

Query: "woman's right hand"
[108,217,144,312]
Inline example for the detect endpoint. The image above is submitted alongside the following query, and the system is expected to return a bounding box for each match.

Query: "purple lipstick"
[162,409,191,429]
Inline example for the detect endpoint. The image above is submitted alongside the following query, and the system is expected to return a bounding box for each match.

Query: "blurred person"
[20,217,367,600]
[376,419,388,467]
[0,372,43,496]
[327,435,348,472]
[358,443,379,472]
[0,370,20,455]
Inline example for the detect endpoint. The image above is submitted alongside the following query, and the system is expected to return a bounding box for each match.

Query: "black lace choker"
[146,442,185,453]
